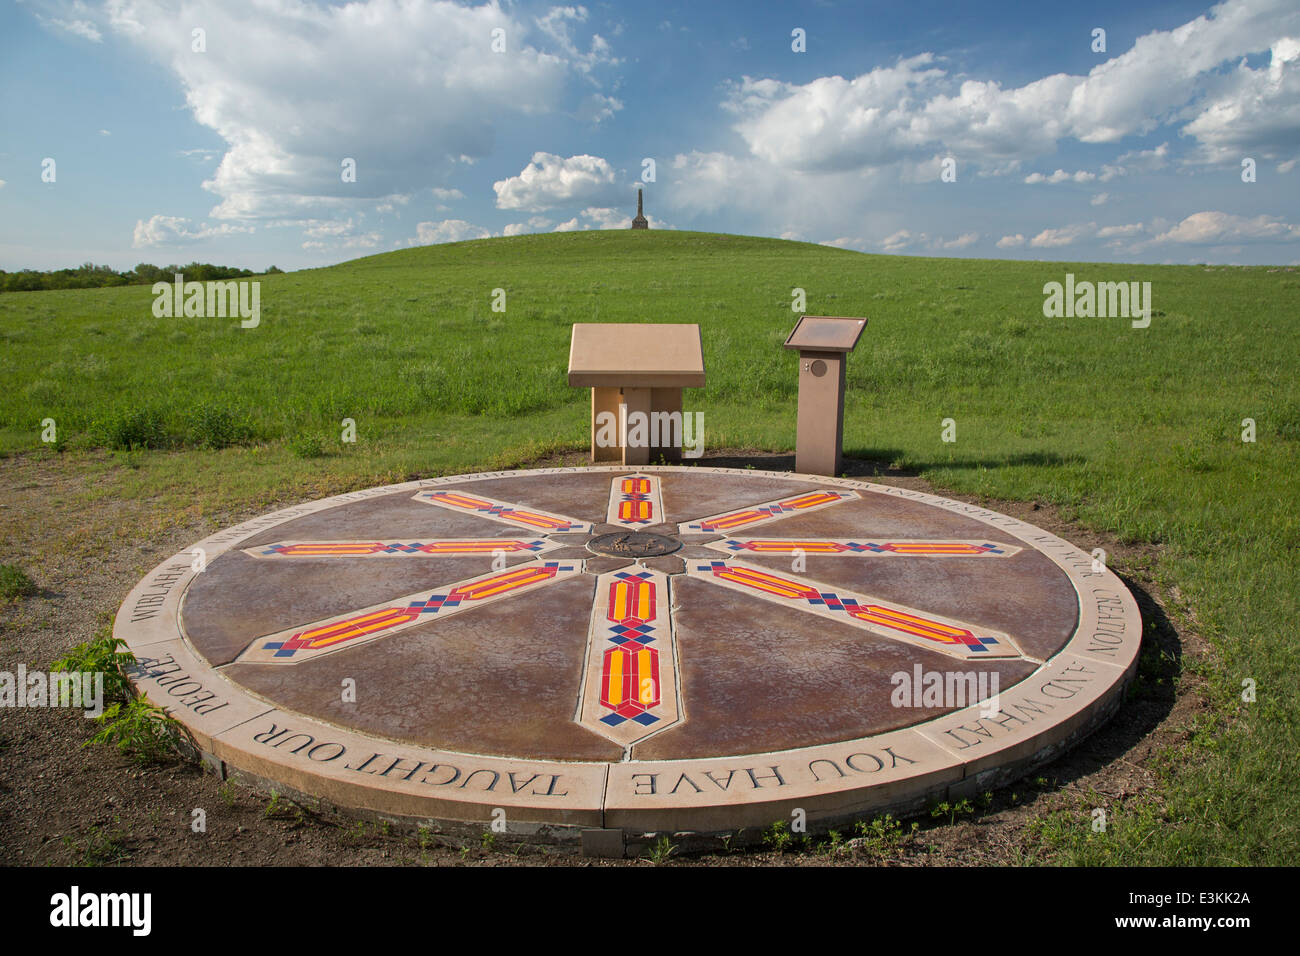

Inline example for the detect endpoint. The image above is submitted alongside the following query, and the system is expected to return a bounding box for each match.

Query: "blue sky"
[2,0,1298,270]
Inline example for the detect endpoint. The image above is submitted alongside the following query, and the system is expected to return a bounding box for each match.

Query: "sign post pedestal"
[783,315,867,476]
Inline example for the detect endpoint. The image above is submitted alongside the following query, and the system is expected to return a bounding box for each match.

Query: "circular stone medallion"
[114,466,1142,850]
[587,531,682,558]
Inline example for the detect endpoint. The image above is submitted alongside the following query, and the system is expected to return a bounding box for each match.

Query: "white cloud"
[720,0,1300,173]
[534,4,619,74]
[298,218,381,248]
[936,232,980,249]
[1029,222,1096,248]
[1090,192,1110,206]
[374,193,412,214]
[411,219,493,245]
[132,214,253,247]
[1181,37,1300,163]
[579,206,632,229]
[430,188,464,201]
[1096,222,1146,238]
[879,230,915,253]
[996,234,1025,248]
[71,0,615,226]
[1097,142,1171,180]
[544,206,666,232]
[1025,169,1097,184]
[39,15,102,42]
[1151,210,1300,243]
[493,152,620,211]
[576,92,624,124]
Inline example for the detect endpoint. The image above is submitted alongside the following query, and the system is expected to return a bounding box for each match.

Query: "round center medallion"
[587,531,682,558]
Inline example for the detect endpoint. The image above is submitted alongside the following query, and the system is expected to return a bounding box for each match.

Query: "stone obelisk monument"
[631,188,648,229]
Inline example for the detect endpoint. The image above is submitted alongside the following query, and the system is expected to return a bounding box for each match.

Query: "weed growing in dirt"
[762,819,793,851]
[0,564,37,603]
[646,835,676,864]
[52,627,135,701]
[88,696,182,764]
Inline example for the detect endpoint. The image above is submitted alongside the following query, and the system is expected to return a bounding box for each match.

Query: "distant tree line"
[0,262,284,293]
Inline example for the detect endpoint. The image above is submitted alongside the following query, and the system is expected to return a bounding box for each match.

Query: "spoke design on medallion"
[413,489,591,532]
[578,568,679,746]
[606,474,665,528]
[682,489,858,533]
[234,561,581,664]
[687,560,1023,660]
[706,538,1021,558]
[244,539,557,558]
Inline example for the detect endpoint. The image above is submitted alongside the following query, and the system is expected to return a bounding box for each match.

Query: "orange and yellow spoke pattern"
[236,561,580,664]
[606,474,664,528]
[684,490,858,533]
[413,489,590,532]
[245,539,554,558]
[707,538,1020,557]
[687,560,1020,660]
[579,568,679,747]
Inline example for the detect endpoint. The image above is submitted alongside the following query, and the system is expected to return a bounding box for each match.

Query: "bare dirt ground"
[0,448,1207,866]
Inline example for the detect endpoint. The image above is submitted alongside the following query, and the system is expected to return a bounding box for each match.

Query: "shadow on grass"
[692,449,1087,478]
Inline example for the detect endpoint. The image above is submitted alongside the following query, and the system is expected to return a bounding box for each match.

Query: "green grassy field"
[2,229,1297,864]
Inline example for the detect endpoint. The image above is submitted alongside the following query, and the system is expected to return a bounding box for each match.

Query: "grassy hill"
[1,229,1298,863]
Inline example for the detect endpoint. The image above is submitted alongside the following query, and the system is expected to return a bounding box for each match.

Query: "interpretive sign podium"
[568,323,706,465]
[783,315,867,476]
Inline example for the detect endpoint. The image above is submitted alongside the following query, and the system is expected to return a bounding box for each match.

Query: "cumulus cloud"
[996,234,1026,248]
[57,0,619,229]
[936,232,980,249]
[1096,222,1147,239]
[132,214,253,247]
[1029,222,1097,248]
[1151,211,1300,243]
[721,0,1300,174]
[871,230,978,253]
[298,218,381,249]
[1181,37,1300,163]
[411,219,493,245]
[493,152,620,211]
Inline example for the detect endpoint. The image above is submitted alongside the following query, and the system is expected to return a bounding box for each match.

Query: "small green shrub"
[288,431,327,459]
[52,628,135,702]
[91,406,170,450]
[762,819,792,851]
[88,696,182,764]
[0,564,37,603]
[186,402,254,449]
